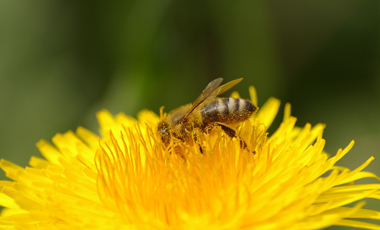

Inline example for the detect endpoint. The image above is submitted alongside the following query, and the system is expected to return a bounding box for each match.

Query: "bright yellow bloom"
[0,86,380,230]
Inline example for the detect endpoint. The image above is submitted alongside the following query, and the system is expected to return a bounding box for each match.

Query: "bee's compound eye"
[161,127,166,134]
[158,122,170,136]
[157,121,171,145]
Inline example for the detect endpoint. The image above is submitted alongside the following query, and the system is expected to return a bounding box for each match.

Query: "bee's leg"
[214,123,255,154]
[193,131,203,154]
[199,144,204,154]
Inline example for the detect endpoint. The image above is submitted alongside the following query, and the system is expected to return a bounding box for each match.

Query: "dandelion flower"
[0,86,380,230]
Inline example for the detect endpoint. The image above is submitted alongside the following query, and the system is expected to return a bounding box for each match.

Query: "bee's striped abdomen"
[201,98,257,125]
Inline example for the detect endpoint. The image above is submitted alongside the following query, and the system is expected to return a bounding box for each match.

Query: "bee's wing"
[183,78,243,121]
[192,78,224,108]
[213,78,243,96]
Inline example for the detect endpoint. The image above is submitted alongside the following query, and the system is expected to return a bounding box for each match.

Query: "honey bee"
[157,78,257,152]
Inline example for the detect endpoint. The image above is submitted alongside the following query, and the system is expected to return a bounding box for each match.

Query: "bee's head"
[157,120,171,146]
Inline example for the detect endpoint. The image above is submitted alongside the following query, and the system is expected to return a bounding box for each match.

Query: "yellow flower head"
[0,85,380,230]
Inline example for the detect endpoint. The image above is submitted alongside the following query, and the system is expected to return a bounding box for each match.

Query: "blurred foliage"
[0,1,379,229]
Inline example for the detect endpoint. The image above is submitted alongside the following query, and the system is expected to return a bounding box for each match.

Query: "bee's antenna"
[160,106,166,118]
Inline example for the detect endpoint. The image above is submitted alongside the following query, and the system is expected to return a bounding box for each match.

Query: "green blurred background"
[0,1,379,229]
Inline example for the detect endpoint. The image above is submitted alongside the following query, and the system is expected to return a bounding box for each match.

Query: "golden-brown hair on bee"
[157,78,258,153]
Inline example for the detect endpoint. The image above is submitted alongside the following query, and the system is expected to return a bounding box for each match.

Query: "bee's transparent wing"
[191,78,243,114]
[191,78,223,109]
[183,78,243,121]
[212,78,243,96]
